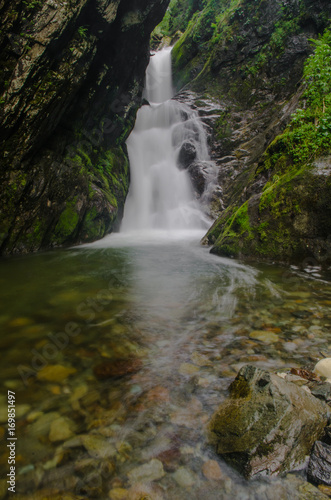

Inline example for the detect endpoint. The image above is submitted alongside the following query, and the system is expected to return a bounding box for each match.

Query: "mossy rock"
[209,365,328,478]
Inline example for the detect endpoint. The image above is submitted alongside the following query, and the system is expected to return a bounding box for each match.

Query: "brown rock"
[93,359,142,380]
[202,460,224,481]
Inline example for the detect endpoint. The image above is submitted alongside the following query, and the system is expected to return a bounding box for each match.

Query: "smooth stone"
[108,488,128,500]
[173,467,195,487]
[29,412,61,437]
[191,351,212,367]
[43,448,65,470]
[4,379,24,390]
[202,460,223,481]
[69,384,88,402]
[49,416,75,442]
[37,364,77,383]
[26,410,44,423]
[81,434,117,459]
[179,363,200,375]
[8,317,33,327]
[93,358,142,380]
[314,358,331,382]
[127,459,165,484]
[249,330,279,343]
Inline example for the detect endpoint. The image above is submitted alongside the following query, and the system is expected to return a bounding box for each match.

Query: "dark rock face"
[171,0,331,264]
[308,441,331,486]
[187,162,210,197]
[209,365,328,479]
[178,140,197,169]
[0,0,169,255]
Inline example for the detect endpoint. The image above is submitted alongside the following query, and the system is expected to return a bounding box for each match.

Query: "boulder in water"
[178,141,197,169]
[209,365,328,479]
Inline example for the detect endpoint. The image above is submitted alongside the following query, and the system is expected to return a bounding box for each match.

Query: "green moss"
[53,197,80,241]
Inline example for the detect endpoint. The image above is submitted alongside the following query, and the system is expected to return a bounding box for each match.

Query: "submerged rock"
[93,358,142,380]
[209,365,328,479]
[127,459,165,484]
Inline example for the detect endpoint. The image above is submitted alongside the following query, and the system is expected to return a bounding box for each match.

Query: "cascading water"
[121,47,213,235]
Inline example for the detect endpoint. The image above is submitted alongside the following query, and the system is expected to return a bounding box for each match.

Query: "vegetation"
[262,29,331,172]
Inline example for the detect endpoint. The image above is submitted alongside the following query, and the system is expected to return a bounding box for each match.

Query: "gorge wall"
[166,0,331,265]
[0,0,169,255]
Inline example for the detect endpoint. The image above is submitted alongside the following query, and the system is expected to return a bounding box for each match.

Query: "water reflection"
[0,239,330,498]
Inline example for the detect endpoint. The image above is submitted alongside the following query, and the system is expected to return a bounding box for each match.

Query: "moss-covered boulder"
[207,161,331,264]
[209,365,329,479]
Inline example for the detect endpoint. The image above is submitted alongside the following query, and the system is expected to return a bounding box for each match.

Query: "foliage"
[77,26,88,39]
[22,0,42,10]
[263,28,331,170]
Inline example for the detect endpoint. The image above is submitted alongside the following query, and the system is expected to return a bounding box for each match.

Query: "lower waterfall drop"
[121,47,214,236]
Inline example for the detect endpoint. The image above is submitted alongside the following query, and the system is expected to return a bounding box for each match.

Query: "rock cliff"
[0,0,169,255]
[169,0,331,265]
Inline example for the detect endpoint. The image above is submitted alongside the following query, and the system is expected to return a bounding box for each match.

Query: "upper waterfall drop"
[145,46,173,103]
[120,48,213,235]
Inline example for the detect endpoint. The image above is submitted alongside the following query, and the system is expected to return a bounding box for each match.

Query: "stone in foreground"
[308,441,331,486]
[209,365,328,479]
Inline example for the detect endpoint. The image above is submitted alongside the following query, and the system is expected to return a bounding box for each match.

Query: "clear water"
[0,237,330,499]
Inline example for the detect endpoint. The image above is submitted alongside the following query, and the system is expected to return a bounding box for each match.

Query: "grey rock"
[209,365,328,479]
[308,441,331,486]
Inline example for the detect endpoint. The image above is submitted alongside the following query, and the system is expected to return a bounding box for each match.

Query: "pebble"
[0,404,30,424]
[37,365,77,383]
[202,460,223,481]
[314,358,331,382]
[29,412,61,437]
[191,351,212,367]
[173,467,195,487]
[49,416,75,442]
[108,488,128,500]
[8,317,33,327]
[93,358,142,380]
[127,459,165,484]
[249,330,279,343]
[81,434,117,459]
[179,363,200,375]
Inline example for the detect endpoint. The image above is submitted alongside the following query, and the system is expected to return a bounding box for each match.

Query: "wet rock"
[308,441,331,486]
[81,434,117,460]
[173,467,195,487]
[127,482,165,500]
[178,141,197,168]
[202,460,224,481]
[93,358,142,380]
[49,416,76,442]
[179,363,200,376]
[109,488,128,500]
[209,365,328,478]
[37,365,77,383]
[311,384,331,402]
[127,459,165,484]
[249,330,279,343]
[187,162,209,196]
[314,359,331,383]
[29,411,61,437]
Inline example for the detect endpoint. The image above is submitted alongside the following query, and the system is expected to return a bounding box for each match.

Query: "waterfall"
[121,47,213,235]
